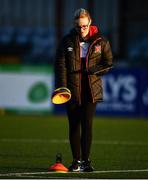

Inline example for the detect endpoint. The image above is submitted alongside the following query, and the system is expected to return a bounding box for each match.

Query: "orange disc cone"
[49,162,68,172]
[49,153,68,173]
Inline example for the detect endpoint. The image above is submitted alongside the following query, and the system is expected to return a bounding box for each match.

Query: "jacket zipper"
[86,37,102,103]
[77,37,82,105]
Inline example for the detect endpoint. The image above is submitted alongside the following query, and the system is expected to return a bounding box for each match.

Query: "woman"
[55,8,113,172]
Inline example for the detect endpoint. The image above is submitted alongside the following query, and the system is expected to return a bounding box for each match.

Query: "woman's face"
[75,17,90,38]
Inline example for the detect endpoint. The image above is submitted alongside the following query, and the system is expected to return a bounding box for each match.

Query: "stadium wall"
[0,65,147,117]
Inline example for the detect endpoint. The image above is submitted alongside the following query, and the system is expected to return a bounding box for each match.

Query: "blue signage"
[96,67,147,117]
[140,69,148,116]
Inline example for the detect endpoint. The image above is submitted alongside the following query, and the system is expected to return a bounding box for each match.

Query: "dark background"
[0,0,148,66]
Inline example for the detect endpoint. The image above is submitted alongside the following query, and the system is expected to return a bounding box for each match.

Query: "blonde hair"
[74,8,91,21]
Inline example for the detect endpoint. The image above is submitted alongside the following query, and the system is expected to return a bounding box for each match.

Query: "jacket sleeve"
[97,39,113,75]
[54,39,67,89]
[103,40,113,65]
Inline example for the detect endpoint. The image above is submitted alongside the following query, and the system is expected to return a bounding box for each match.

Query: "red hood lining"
[89,26,99,37]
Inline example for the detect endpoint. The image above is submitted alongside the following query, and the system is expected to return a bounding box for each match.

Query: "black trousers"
[66,71,96,161]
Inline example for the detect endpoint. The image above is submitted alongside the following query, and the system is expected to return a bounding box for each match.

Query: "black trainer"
[68,160,81,172]
[80,160,94,172]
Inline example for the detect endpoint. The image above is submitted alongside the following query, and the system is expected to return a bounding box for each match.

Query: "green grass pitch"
[0,114,148,178]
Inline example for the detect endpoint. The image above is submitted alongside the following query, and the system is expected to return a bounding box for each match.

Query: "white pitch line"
[0,169,148,177]
[0,138,148,146]
[93,169,148,173]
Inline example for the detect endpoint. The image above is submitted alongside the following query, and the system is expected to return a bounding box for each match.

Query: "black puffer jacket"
[55,26,113,104]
